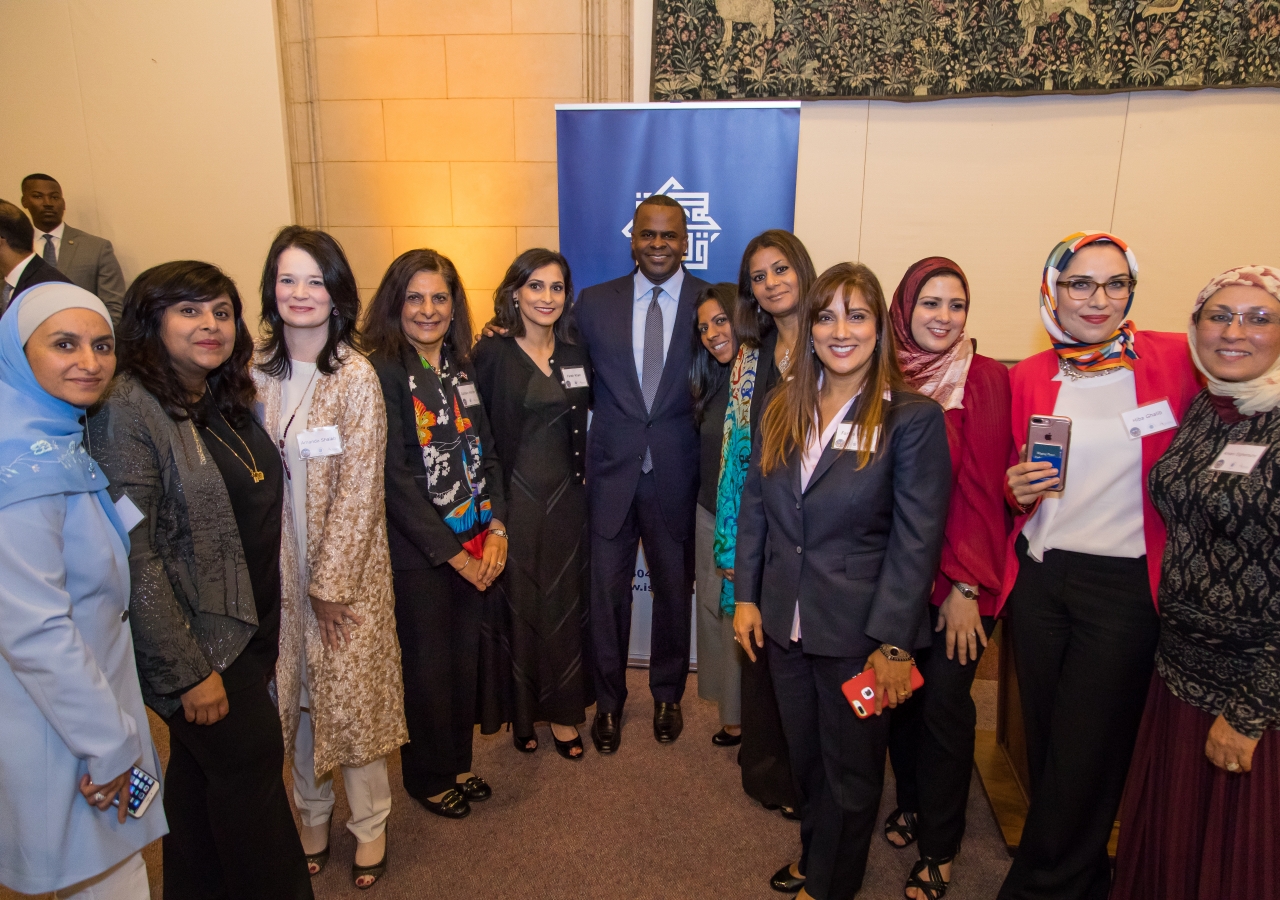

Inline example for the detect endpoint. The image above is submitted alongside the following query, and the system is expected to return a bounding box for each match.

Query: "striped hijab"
[1040,232,1140,372]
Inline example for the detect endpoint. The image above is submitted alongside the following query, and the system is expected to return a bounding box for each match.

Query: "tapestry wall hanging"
[650,0,1280,100]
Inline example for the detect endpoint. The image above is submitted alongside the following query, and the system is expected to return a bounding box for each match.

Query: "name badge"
[832,423,853,450]
[296,426,343,459]
[1120,399,1178,440]
[560,366,588,389]
[114,493,145,532]
[1210,443,1268,475]
[456,383,481,408]
[832,424,879,452]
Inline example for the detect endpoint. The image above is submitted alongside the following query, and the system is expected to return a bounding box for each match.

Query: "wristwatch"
[488,528,508,539]
[878,643,914,663]
[953,581,978,601]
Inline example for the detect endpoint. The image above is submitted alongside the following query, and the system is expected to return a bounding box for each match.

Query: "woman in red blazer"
[882,258,1014,900]
[998,233,1200,900]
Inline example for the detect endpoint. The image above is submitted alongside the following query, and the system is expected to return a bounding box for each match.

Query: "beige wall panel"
[319,100,387,160]
[313,0,379,36]
[854,94,1129,360]
[278,0,305,42]
[445,35,583,97]
[359,287,377,307]
[384,99,515,161]
[1111,88,1280,333]
[292,162,320,227]
[450,162,559,226]
[316,36,447,100]
[325,161,453,226]
[392,226,517,289]
[516,226,561,252]
[327,226,394,289]
[514,98,568,161]
[377,0,512,35]
[511,0,581,33]
[792,101,868,279]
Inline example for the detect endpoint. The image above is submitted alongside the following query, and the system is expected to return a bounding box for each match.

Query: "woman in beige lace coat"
[253,227,406,890]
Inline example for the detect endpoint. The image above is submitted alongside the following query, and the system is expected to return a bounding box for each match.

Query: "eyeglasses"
[1055,278,1136,301]
[1199,310,1280,333]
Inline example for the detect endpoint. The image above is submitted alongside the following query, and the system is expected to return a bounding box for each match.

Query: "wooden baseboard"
[973,730,1119,858]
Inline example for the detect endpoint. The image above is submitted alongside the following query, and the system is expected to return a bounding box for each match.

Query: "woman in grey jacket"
[91,261,312,900]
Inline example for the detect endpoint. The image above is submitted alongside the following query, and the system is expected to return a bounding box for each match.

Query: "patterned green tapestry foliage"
[650,0,1280,99]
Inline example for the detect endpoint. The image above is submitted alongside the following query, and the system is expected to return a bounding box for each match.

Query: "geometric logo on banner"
[620,177,722,271]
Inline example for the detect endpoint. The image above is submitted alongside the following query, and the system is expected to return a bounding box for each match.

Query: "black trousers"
[162,677,313,900]
[998,538,1159,900]
[394,565,483,799]
[888,605,997,859]
[740,643,798,809]
[770,638,887,900]
[589,470,694,714]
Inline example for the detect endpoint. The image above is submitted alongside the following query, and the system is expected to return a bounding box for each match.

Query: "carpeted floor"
[5,669,1013,899]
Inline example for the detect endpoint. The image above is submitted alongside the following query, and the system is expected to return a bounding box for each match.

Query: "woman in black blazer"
[734,262,952,900]
[472,248,592,760]
[365,249,509,821]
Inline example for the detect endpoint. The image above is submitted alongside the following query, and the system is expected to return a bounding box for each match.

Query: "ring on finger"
[1227,761,1241,772]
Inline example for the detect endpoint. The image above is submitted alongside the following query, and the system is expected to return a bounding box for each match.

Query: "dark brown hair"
[362,249,474,364]
[759,262,907,474]
[735,230,818,348]
[490,248,577,343]
[689,282,740,426]
[256,226,362,378]
[116,260,256,426]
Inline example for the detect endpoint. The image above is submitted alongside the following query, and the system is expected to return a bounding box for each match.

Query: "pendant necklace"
[206,403,266,483]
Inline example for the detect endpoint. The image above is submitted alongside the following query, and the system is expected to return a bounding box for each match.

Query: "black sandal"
[352,836,388,890]
[553,730,585,760]
[884,808,918,848]
[513,731,538,753]
[903,855,952,900]
[305,844,330,877]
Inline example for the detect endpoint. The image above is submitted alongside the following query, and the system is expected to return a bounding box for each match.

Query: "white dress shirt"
[632,268,685,384]
[4,253,36,293]
[1021,367,1146,560]
[34,221,65,262]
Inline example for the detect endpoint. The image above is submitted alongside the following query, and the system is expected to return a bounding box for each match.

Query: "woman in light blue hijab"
[0,283,166,899]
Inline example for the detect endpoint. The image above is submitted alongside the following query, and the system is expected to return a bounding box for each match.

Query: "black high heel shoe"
[352,833,388,891]
[884,807,919,848]
[903,855,953,899]
[553,729,585,760]
[513,730,538,753]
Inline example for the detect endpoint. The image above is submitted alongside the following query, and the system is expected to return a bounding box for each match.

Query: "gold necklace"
[206,404,266,483]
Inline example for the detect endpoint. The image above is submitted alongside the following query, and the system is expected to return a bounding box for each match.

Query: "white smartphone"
[110,766,160,818]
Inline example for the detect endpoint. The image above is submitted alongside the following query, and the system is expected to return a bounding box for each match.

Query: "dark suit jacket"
[11,253,73,301]
[734,390,953,658]
[369,346,508,572]
[575,269,709,541]
[471,334,590,487]
[57,225,126,325]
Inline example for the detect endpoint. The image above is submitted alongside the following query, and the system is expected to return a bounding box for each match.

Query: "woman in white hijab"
[0,283,166,899]
[1112,265,1280,899]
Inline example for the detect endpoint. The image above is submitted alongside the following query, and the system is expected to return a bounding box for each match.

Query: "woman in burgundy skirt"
[1112,265,1280,899]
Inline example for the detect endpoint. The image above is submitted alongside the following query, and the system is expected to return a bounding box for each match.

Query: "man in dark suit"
[575,194,709,752]
[21,174,125,324]
[0,200,72,318]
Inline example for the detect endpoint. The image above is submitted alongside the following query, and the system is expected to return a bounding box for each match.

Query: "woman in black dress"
[365,249,509,820]
[473,248,591,759]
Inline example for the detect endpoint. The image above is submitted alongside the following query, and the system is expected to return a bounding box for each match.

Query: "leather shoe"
[653,702,683,743]
[770,863,805,893]
[711,726,742,747]
[592,711,621,754]
[456,774,491,801]
[418,788,470,819]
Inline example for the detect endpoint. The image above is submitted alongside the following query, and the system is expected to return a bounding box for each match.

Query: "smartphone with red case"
[842,665,926,718]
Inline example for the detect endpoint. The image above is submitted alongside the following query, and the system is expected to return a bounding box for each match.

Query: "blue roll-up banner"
[555,102,801,665]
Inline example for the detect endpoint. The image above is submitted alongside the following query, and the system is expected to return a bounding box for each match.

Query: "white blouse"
[1021,367,1145,561]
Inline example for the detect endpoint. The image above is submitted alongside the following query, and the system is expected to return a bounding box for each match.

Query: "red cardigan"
[998,331,1201,612]
[931,354,1014,617]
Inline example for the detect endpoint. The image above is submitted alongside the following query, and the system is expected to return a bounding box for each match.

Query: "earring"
[331,307,338,317]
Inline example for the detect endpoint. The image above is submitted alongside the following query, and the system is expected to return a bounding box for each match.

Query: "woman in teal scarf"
[713,230,816,822]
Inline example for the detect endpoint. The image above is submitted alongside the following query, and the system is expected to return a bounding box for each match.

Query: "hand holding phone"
[1007,416,1071,505]
[842,665,925,718]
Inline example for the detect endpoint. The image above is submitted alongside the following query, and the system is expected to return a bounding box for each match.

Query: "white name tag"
[560,366,588,389]
[832,424,879,452]
[296,426,343,459]
[114,493,145,532]
[1210,443,1268,475]
[1120,399,1178,440]
[456,383,481,408]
